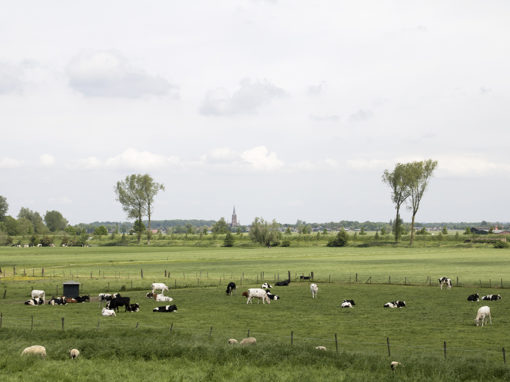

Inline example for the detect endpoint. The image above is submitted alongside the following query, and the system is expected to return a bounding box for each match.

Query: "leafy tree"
[44,210,68,232]
[115,174,147,244]
[0,196,8,221]
[3,216,19,236]
[39,236,53,247]
[464,227,471,235]
[65,226,77,235]
[249,217,281,246]
[139,174,165,245]
[212,218,230,234]
[382,163,411,242]
[359,227,366,235]
[17,217,34,235]
[374,231,380,240]
[442,226,448,235]
[327,229,349,247]
[380,226,387,235]
[223,232,235,247]
[94,225,108,236]
[285,227,292,235]
[405,159,438,245]
[18,208,47,234]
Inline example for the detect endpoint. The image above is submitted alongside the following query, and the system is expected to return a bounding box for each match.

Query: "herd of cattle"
[24,277,501,326]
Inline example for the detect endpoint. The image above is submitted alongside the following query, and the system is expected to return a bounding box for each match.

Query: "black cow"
[482,294,502,301]
[467,293,480,302]
[107,297,131,312]
[126,303,140,312]
[153,304,178,312]
[275,279,290,286]
[226,282,236,296]
[75,295,90,303]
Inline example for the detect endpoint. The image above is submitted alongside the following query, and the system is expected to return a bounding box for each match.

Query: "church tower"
[231,206,238,227]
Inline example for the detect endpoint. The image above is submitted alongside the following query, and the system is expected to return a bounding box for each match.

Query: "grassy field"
[1,245,510,381]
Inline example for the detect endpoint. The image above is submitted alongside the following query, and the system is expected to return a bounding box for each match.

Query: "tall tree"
[140,174,165,245]
[212,217,230,234]
[115,174,147,244]
[18,207,47,234]
[405,159,437,245]
[0,196,8,221]
[382,163,411,242]
[249,217,281,246]
[44,210,68,232]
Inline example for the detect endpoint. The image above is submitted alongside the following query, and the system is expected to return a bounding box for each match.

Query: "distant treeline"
[75,219,510,234]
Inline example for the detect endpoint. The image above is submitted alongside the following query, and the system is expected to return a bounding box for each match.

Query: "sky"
[1,1,510,225]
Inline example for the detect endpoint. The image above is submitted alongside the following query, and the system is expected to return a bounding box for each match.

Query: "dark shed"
[63,281,80,298]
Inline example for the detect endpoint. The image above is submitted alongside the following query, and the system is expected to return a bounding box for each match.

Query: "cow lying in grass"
[384,301,406,308]
[153,304,177,312]
[482,294,502,301]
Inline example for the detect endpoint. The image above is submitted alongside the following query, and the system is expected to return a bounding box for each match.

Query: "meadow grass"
[0,245,510,380]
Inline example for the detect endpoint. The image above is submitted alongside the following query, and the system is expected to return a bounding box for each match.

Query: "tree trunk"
[394,209,401,242]
[147,206,152,246]
[410,213,416,246]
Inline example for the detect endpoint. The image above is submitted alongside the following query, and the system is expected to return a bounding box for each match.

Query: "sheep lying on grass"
[227,338,238,344]
[21,345,46,358]
[315,346,327,351]
[240,337,257,345]
[69,349,80,359]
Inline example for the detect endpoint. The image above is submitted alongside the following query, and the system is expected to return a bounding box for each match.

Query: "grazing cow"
[310,283,318,299]
[240,337,257,345]
[467,293,480,302]
[482,294,502,301]
[151,283,169,294]
[275,279,290,287]
[261,282,272,289]
[69,349,80,359]
[242,288,270,304]
[75,295,90,303]
[126,303,140,312]
[101,307,116,317]
[474,306,492,326]
[99,293,113,301]
[384,300,406,308]
[48,296,67,305]
[24,297,43,306]
[266,291,280,300]
[31,290,45,302]
[21,345,46,357]
[155,294,173,302]
[438,277,452,290]
[153,304,178,312]
[226,282,236,296]
[106,296,131,312]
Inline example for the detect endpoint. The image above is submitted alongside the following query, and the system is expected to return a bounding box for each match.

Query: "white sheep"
[315,346,327,351]
[475,306,492,326]
[21,345,46,357]
[101,307,116,317]
[390,361,402,371]
[69,348,80,359]
[240,337,257,345]
[151,283,169,294]
[242,288,270,304]
[310,283,318,299]
[227,338,238,344]
[155,294,173,302]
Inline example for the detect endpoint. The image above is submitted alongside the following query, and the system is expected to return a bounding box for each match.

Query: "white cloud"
[67,51,177,98]
[0,157,23,168]
[348,109,374,122]
[436,155,510,177]
[40,154,56,167]
[104,149,181,171]
[0,62,23,94]
[200,148,239,164]
[241,146,284,170]
[200,79,285,115]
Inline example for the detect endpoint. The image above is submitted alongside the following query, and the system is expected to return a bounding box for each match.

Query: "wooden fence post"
[501,278,503,288]
[31,315,34,330]
[503,347,506,364]
[388,275,391,284]
[141,269,143,279]
[443,341,447,359]
[170,323,173,333]
[355,273,358,282]
[61,317,65,330]
[136,322,139,329]
[387,337,391,356]
[291,331,294,345]
[0,312,2,328]
[209,326,213,337]
[489,279,492,288]
[456,276,459,287]
[97,320,100,329]
[335,333,338,353]
[2,289,5,299]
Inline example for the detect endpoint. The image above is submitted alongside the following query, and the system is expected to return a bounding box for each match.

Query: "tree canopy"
[0,196,8,221]
[44,210,68,232]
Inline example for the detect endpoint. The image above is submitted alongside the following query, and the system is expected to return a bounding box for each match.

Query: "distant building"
[231,206,239,227]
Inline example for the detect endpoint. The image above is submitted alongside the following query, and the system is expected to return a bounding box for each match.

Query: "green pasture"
[1,246,510,381]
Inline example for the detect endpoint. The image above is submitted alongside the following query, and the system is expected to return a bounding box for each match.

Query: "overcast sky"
[2,1,510,225]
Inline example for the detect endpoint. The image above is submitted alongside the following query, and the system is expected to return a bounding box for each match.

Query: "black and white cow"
[75,295,90,303]
[438,277,452,290]
[99,293,113,301]
[467,293,480,302]
[342,299,356,306]
[48,296,67,305]
[153,304,178,312]
[266,291,280,300]
[226,282,236,296]
[126,303,140,312]
[24,297,44,306]
[384,300,406,308]
[482,294,502,301]
[106,296,131,312]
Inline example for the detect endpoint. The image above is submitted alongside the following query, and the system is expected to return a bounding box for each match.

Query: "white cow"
[243,288,270,304]
[151,283,169,294]
[101,307,116,317]
[31,290,45,302]
[310,283,318,299]
[155,294,173,302]
[474,306,492,326]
